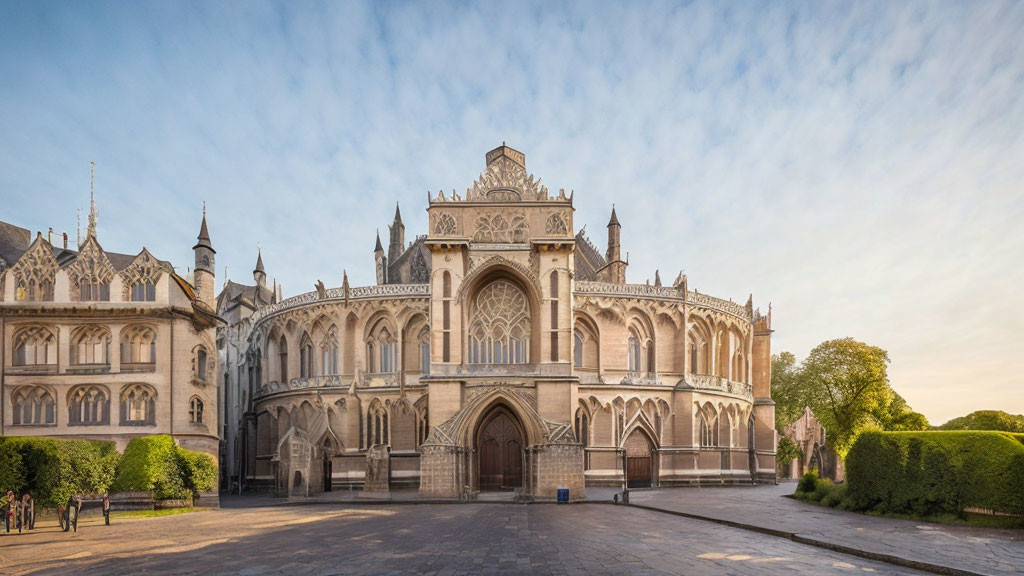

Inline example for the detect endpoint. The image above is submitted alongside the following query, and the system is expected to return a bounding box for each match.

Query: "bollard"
[103,494,110,525]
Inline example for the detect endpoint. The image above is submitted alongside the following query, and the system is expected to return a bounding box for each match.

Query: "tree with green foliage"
[798,338,894,456]
[938,410,1024,433]
[771,351,805,432]
[874,392,930,431]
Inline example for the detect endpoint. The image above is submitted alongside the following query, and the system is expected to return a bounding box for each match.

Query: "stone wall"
[533,443,584,500]
[419,444,460,497]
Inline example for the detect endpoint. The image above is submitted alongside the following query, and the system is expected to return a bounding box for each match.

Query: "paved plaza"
[1,501,926,576]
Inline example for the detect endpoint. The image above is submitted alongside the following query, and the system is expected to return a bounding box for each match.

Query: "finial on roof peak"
[86,161,98,240]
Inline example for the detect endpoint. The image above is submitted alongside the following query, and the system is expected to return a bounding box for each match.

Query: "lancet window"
[320,328,339,376]
[11,238,57,302]
[68,385,109,425]
[189,396,204,424]
[468,279,530,364]
[120,325,157,366]
[12,386,56,425]
[13,326,57,367]
[120,384,156,425]
[67,237,115,302]
[71,326,111,365]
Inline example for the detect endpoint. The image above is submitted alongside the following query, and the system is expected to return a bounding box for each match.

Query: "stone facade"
[221,145,776,500]
[0,197,221,461]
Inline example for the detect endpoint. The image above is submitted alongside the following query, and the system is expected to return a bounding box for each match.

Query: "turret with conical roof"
[374,230,387,285]
[253,245,266,288]
[388,202,405,264]
[602,205,627,284]
[193,204,216,307]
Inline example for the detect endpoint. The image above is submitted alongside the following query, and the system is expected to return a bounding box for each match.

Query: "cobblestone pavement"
[0,502,928,576]
[625,483,1024,576]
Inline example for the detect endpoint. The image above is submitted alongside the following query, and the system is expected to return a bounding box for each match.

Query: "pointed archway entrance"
[476,406,524,491]
[624,428,653,488]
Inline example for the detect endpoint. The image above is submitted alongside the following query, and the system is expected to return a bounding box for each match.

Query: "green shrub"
[797,470,818,493]
[179,449,217,496]
[0,437,120,507]
[112,435,189,499]
[112,435,219,499]
[845,431,1024,516]
[0,439,26,495]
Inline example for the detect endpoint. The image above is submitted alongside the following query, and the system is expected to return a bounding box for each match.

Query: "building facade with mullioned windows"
[0,190,221,461]
[221,145,776,499]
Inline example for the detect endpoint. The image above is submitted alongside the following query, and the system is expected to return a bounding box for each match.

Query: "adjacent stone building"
[221,145,776,499]
[782,406,843,482]
[0,188,220,459]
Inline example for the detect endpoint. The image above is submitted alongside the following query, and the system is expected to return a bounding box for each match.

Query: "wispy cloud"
[1,1,1022,423]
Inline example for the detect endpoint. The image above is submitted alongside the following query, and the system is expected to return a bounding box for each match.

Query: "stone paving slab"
[0,502,928,575]
[621,483,1024,576]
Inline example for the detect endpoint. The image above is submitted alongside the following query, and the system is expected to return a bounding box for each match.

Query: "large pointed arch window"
[12,386,56,425]
[13,326,57,368]
[120,384,156,426]
[468,280,530,364]
[68,385,110,425]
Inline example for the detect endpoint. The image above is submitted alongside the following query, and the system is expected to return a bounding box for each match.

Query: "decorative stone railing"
[255,375,348,399]
[619,372,664,386]
[360,371,400,387]
[249,284,429,326]
[574,281,752,321]
[677,373,753,399]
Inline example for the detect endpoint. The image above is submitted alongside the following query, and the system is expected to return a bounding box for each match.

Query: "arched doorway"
[624,428,653,488]
[476,406,524,492]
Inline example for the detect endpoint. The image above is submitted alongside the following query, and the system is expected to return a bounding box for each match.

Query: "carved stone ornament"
[467,154,549,202]
[410,249,429,283]
[119,249,171,300]
[434,213,457,235]
[472,212,529,243]
[10,235,59,301]
[545,213,568,235]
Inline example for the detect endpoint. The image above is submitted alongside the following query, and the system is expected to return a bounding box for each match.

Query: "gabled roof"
[574,230,606,282]
[0,221,31,266]
[218,280,274,311]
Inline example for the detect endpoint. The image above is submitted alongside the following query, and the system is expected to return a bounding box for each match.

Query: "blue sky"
[2,1,1022,423]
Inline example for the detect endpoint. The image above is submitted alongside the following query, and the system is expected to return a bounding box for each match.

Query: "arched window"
[120,325,157,366]
[71,326,111,366]
[278,335,288,382]
[120,384,156,425]
[468,280,531,364]
[549,271,559,362]
[68,385,109,426]
[366,321,397,373]
[442,271,451,362]
[699,413,713,447]
[690,343,699,374]
[418,327,430,375]
[12,386,55,425]
[189,396,204,424]
[574,407,589,448]
[367,401,389,447]
[645,339,655,374]
[131,280,156,301]
[192,345,209,382]
[574,333,584,368]
[299,333,314,379]
[79,280,110,302]
[13,326,57,367]
[320,327,339,376]
[627,334,641,372]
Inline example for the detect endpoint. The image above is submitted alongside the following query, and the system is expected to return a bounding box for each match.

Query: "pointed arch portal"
[476,405,524,491]
[624,428,654,488]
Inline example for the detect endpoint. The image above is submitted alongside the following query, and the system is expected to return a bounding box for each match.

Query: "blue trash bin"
[557,488,569,503]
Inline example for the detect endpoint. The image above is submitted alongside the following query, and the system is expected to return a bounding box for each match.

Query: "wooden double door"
[625,428,653,488]
[478,409,523,491]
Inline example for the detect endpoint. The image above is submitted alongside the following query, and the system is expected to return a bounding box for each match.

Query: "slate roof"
[0,219,170,273]
[574,230,606,282]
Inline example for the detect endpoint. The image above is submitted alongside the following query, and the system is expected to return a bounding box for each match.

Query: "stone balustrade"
[254,375,348,399]
[360,371,401,387]
[574,281,752,321]
[678,373,753,399]
[249,283,429,326]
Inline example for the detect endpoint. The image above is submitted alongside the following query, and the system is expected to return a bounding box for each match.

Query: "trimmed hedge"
[111,435,217,499]
[0,437,120,507]
[845,431,1024,516]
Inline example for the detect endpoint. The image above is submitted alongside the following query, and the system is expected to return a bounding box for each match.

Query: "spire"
[608,204,620,227]
[374,230,384,253]
[254,243,265,274]
[194,201,214,251]
[253,243,267,288]
[394,201,403,225]
[86,161,98,240]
